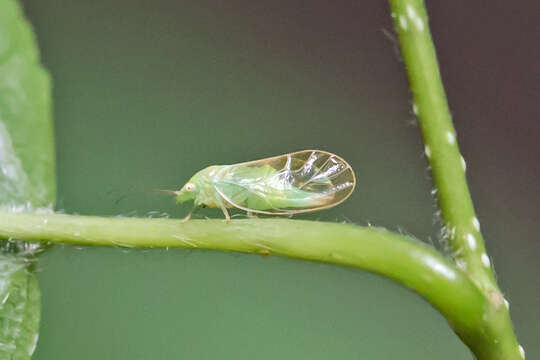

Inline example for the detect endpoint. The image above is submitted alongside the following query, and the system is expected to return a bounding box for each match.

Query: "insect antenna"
[108,187,179,207]
[107,186,148,206]
[151,189,180,196]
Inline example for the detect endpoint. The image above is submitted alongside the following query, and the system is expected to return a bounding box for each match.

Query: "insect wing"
[214,150,355,214]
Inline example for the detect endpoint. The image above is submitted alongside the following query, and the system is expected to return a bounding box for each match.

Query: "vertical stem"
[388,1,523,359]
[390,0,492,291]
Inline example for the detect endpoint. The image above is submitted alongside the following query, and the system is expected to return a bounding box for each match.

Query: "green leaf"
[0,0,56,358]
[0,0,55,208]
[0,256,40,359]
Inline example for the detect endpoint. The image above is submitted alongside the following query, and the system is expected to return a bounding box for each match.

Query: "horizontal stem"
[0,211,490,344]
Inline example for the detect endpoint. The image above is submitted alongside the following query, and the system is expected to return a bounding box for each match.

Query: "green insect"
[174,150,356,222]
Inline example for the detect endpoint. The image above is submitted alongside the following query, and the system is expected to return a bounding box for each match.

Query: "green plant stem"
[0,212,484,330]
[0,211,520,358]
[389,0,492,289]
[389,0,522,359]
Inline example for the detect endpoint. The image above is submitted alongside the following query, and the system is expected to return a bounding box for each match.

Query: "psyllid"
[173,150,355,222]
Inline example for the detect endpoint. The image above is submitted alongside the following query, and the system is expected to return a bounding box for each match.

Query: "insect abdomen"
[244,186,333,211]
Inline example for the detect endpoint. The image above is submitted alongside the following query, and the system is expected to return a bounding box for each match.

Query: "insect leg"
[180,204,199,223]
[214,195,231,222]
[219,202,230,222]
[180,211,192,223]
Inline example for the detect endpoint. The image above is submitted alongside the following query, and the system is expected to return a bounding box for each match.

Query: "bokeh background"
[21,1,539,359]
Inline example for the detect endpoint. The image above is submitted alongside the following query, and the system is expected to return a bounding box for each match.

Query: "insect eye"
[184,183,195,192]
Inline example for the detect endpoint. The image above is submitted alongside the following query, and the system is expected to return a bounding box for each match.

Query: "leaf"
[0,0,55,208]
[0,0,56,358]
[0,256,40,359]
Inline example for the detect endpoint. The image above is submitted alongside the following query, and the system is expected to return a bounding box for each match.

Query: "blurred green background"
[20,0,538,359]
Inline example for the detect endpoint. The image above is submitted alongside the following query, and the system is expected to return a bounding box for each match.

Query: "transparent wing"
[213,150,356,214]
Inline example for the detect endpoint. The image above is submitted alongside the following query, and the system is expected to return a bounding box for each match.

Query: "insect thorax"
[192,165,230,208]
